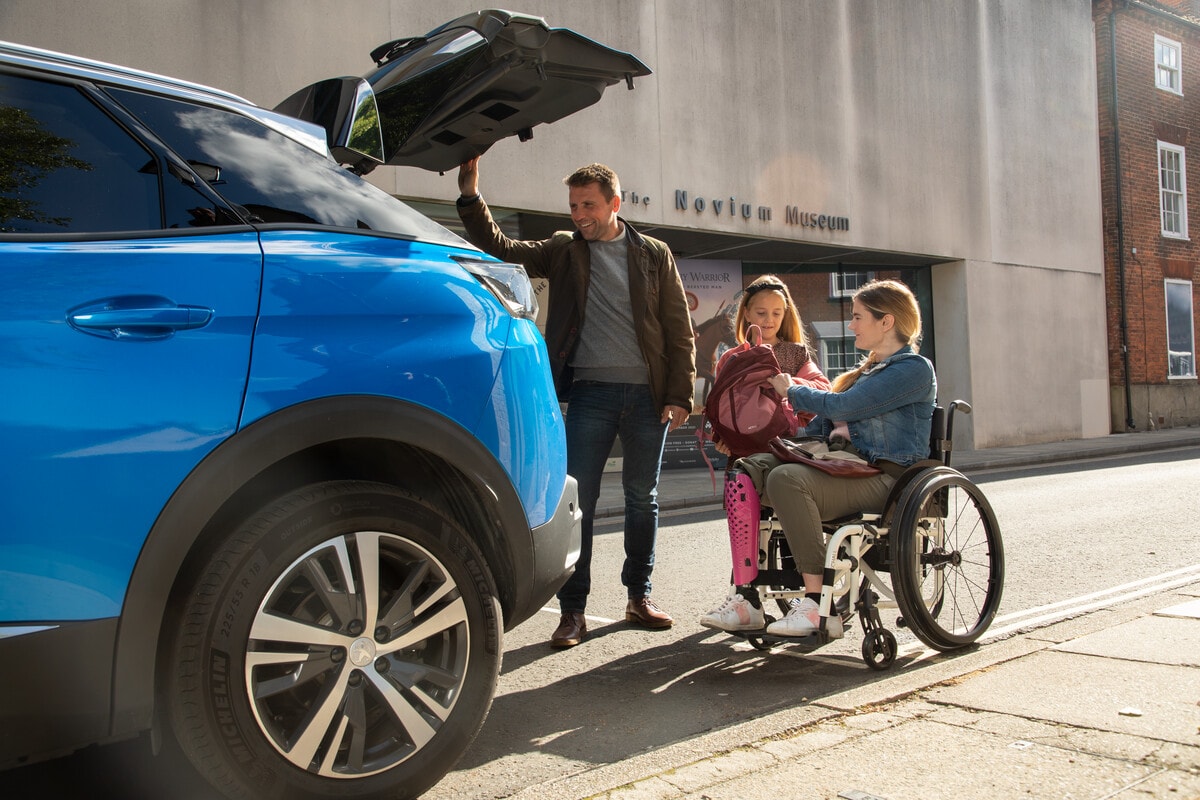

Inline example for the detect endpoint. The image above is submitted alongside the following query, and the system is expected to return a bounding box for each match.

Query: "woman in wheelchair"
[701,279,936,636]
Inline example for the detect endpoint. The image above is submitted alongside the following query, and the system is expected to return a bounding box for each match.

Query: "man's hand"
[458,156,480,197]
[769,373,792,397]
[662,404,690,432]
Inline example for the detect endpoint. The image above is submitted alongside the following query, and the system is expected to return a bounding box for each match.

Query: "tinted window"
[110,87,467,244]
[0,73,160,233]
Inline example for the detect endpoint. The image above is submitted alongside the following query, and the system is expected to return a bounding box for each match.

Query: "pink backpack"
[700,326,799,459]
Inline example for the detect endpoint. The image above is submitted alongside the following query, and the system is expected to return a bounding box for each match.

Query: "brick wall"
[1094,0,1200,428]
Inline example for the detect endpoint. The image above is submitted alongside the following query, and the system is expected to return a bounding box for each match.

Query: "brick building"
[1095,0,1200,430]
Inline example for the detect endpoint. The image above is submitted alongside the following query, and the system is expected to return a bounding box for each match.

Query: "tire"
[891,467,1004,651]
[167,481,502,800]
[861,628,897,671]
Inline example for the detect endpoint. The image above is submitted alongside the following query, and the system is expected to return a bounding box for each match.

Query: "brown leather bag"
[767,437,883,478]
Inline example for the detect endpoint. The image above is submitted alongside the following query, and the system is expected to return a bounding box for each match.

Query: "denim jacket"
[786,346,937,466]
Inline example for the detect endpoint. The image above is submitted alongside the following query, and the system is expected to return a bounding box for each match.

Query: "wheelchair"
[720,400,1004,670]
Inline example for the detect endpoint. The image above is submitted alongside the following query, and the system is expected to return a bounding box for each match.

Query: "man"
[456,157,696,648]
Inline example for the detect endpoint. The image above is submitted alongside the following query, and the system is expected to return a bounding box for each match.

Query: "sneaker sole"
[699,618,765,632]
[765,623,819,636]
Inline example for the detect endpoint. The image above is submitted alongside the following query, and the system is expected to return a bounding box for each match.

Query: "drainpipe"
[1109,8,1136,430]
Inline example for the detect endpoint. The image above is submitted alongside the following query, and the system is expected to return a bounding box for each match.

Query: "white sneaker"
[766,597,820,636]
[699,594,765,631]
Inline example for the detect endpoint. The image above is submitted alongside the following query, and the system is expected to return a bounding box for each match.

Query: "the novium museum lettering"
[673,189,849,232]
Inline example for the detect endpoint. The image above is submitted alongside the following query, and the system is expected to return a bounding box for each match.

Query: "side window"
[108,87,463,241]
[820,335,865,381]
[1158,141,1188,239]
[0,73,160,233]
[1166,279,1196,379]
[1155,34,1182,95]
[829,271,872,299]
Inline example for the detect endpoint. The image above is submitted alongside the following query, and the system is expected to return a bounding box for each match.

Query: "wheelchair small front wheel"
[862,629,897,670]
[892,467,1004,651]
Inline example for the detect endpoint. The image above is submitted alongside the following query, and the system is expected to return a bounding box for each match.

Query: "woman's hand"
[713,440,731,456]
[769,373,792,397]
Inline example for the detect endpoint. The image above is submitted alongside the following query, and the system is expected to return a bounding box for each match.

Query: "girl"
[710,276,830,461]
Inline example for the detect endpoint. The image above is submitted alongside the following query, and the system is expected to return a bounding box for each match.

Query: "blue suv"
[0,10,647,799]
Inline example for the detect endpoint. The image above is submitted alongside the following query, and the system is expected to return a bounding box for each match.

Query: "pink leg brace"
[724,469,761,585]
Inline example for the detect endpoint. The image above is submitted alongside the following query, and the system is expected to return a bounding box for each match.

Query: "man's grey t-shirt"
[571,230,649,385]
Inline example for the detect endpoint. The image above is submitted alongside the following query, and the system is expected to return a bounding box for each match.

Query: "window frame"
[818,335,865,381]
[1155,34,1183,95]
[829,271,873,299]
[1165,279,1196,380]
[1158,141,1189,240]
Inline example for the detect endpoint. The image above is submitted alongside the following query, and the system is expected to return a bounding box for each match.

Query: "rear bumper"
[506,475,580,630]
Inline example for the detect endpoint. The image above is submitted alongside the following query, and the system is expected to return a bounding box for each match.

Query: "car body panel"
[0,232,262,621]
[246,229,567,526]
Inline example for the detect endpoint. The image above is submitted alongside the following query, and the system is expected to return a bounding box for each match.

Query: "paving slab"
[1158,599,1200,619]
[610,712,1200,800]
[1053,613,1200,667]
[924,649,1200,744]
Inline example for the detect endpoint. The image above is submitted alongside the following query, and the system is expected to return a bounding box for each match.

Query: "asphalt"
[598,425,1200,520]
[559,427,1200,800]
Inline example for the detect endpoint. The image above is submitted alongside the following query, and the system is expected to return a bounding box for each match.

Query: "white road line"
[899,564,1200,661]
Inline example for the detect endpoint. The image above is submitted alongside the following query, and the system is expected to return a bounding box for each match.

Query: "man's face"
[568,181,621,241]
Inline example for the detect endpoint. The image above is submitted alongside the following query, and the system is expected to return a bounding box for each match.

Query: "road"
[3,449,1197,799]
[425,448,1200,799]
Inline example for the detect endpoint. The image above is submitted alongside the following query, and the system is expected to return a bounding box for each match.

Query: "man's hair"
[564,163,620,200]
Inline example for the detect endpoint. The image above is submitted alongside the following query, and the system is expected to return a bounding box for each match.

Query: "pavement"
[561,426,1200,800]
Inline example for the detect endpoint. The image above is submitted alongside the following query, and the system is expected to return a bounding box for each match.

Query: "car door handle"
[68,295,214,341]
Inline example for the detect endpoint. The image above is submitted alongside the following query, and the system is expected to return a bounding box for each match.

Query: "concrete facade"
[0,0,1111,449]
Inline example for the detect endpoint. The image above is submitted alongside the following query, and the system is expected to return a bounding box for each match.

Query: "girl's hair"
[831,279,922,392]
[734,275,808,347]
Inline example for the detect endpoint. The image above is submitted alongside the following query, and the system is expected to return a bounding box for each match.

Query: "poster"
[662,259,744,470]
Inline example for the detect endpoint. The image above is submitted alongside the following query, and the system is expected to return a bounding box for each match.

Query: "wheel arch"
[109,394,530,738]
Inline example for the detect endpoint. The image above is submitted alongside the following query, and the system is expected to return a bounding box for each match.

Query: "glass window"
[1156,34,1182,95]
[830,271,872,299]
[0,73,160,233]
[1158,142,1188,239]
[820,336,865,380]
[108,88,465,245]
[1166,279,1196,378]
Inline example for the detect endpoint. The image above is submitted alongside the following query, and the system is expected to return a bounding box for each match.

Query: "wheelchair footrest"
[724,616,845,648]
[736,630,827,650]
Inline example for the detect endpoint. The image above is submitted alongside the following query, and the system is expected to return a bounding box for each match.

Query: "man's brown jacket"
[458,196,696,412]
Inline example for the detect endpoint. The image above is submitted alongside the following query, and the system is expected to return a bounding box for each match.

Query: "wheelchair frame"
[728,400,1005,670]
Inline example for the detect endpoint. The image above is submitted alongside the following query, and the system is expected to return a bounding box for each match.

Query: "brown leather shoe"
[625,597,674,629]
[550,611,587,648]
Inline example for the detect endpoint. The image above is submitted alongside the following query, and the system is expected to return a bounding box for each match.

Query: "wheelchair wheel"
[862,629,897,670]
[891,467,1004,651]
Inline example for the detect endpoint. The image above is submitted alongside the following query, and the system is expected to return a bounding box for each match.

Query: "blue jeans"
[558,381,669,613]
